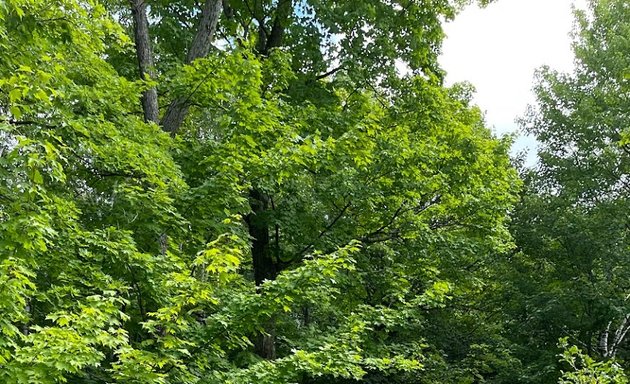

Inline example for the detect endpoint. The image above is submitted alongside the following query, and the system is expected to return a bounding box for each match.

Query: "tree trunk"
[185,0,223,64]
[247,189,277,359]
[256,317,277,359]
[246,0,293,360]
[256,0,292,55]
[161,0,223,135]
[130,0,159,123]
[600,313,630,358]
[248,190,277,286]
[265,0,292,54]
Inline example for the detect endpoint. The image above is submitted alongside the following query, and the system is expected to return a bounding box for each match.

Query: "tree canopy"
[505,0,630,381]
[0,0,628,383]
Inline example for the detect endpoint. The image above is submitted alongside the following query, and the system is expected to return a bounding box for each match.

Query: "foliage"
[558,338,628,384]
[503,0,630,382]
[14,0,630,383]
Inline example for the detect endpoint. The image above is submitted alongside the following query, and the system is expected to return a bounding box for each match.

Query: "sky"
[439,0,588,164]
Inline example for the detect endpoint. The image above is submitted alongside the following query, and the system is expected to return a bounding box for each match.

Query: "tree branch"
[361,202,407,242]
[314,64,344,81]
[298,200,352,257]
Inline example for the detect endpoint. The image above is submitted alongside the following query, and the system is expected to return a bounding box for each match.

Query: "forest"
[0,0,628,382]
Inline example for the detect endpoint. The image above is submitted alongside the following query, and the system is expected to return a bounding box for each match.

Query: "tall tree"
[0,0,522,383]
[505,0,630,381]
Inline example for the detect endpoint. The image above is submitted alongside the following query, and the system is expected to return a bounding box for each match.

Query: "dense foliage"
[0,0,627,382]
[506,0,630,381]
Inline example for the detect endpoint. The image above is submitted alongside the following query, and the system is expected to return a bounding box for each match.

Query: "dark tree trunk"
[256,0,292,55]
[247,0,292,286]
[130,0,159,123]
[161,0,223,135]
[265,0,292,54]
[246,0,293,361]
[246,189,278,359]
[256,317,277,359]
[248,189,277,286]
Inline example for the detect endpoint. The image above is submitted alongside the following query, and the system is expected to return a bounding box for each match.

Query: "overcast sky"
[439,0,588,163]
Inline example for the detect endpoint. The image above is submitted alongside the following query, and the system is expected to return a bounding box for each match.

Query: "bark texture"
[130,0,159,123]
[600,313,630,358]
[161,0,223,135]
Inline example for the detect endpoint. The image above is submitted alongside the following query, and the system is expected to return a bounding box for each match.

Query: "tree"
[0,0,521,382]
[504,0,630,381]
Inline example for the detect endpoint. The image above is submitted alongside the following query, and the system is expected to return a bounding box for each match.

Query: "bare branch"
[314,65,344,81]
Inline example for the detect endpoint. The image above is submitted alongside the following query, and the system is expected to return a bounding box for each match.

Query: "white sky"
[439,0,588,163]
